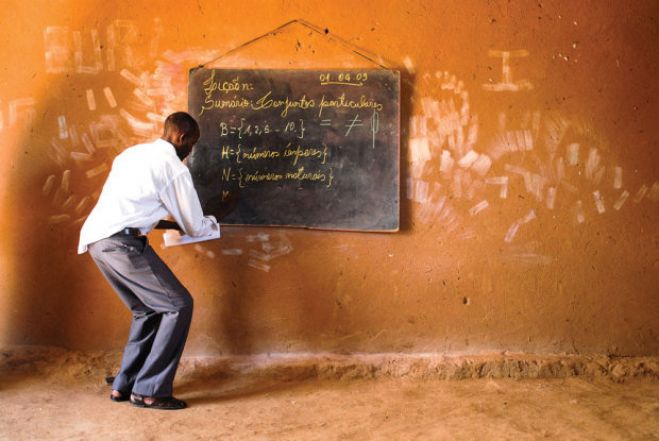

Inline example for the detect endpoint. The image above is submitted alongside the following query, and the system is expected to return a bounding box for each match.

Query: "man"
[78,112,215,410]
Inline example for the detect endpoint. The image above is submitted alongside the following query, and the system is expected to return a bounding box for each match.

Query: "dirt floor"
[1,348,658,441]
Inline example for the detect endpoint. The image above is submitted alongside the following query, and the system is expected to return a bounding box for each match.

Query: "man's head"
[162,112,200,160]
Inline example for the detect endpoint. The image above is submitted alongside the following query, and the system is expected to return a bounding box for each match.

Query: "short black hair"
[163,112,199,137]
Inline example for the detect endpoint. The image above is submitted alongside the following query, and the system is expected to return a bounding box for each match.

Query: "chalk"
[119,108,155,136]
[61,195,75,209]
[458,150,478,169]
[149,18,164,58]
[461,89,469,103]
[452,171,463,199]
[120,68,142,86]
[466,116,478,147]
[103,87,117,108]
[546,186,557,210]
[420,97,439,116]
[491,131,529,158]
[262,243,277,253]
[405,177,414,201]
[482,49,533,92]
[70,151,92,162]
[146,112,163,122]
[576,200,585,224]
[409,115,425,139]
[43,26,69,73]
[248,259,271,272]
[439,150,454,175]
[48,214,71,224]
[521,130,534,151]
[403,56,415,74]
[504,222,521,243]
[633,185,648,203]
[249,249,273,262]
[496,112,507,131]
[409,115,427,138]
[521,209,536,224]
[649,181,659,202]
[419,190,446,222]
[465,179,481,201]
[426,196,445,222]
[613,166,623,189]
[504,163,529,177]
[52,171,71,208]
[613,190,629,211]
[9,98,36,127]
[471,154,492,176]
[50,139,67,158]
[486,176,508,199]
[469,200,489,216]
[42,175,56,196]
[457,229,476,241]
[89,118,120,149]
[247,233,270,243]
[593,190,605,214]
[556,157,566,181]
[567,143,580,166]
[409,138,431,163]
[81,132,96,154]
[593,166,606,185]
[485,176,507,185]
[444,215,460,235]
[86,89,96,111]
[531,111,542,138]
[86,163,108,179]
[48,150,66,168]
[414,179,429,203]
[585,148,600,180]
[75,196,90,214]
[418,194,447,224]
[73,30,102,74]
[441,72,457,90]
[161,50,179,64]
[526,174,545,201]
[60,169,71,193]
[106,49,116,73]
[133,88,154,107]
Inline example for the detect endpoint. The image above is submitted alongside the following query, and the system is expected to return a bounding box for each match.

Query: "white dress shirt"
[78,138,216,254]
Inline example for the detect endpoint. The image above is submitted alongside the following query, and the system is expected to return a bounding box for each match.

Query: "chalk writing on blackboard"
[188,68,400,231]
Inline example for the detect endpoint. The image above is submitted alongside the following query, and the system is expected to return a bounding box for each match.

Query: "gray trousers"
[89,233,193,398]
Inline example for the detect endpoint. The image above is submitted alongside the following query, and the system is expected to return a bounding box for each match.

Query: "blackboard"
[187,68,400,231]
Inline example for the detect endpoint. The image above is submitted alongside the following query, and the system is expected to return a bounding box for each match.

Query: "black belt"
[112,227,143,237]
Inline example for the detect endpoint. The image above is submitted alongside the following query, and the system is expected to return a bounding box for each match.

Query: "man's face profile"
[175,129,200,161]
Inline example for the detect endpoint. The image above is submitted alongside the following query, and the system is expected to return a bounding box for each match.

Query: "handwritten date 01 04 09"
[319,72,368,87]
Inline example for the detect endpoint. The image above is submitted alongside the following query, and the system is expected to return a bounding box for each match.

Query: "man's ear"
[174,131,186,146]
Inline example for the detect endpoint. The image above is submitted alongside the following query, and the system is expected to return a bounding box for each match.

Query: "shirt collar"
[153,138,178,156]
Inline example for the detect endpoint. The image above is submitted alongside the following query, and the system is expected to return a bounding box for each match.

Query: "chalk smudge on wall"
[0,98,37,133]
[24,23,659,272]
[405,48,656,253]
[482,50,534,92]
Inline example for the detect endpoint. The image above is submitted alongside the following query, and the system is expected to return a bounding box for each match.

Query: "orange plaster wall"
[0,0,657,355]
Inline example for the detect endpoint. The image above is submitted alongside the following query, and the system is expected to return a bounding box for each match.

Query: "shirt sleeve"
[159,170,217,237]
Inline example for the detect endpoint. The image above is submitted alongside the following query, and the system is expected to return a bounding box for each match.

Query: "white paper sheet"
[162,222,221,247]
